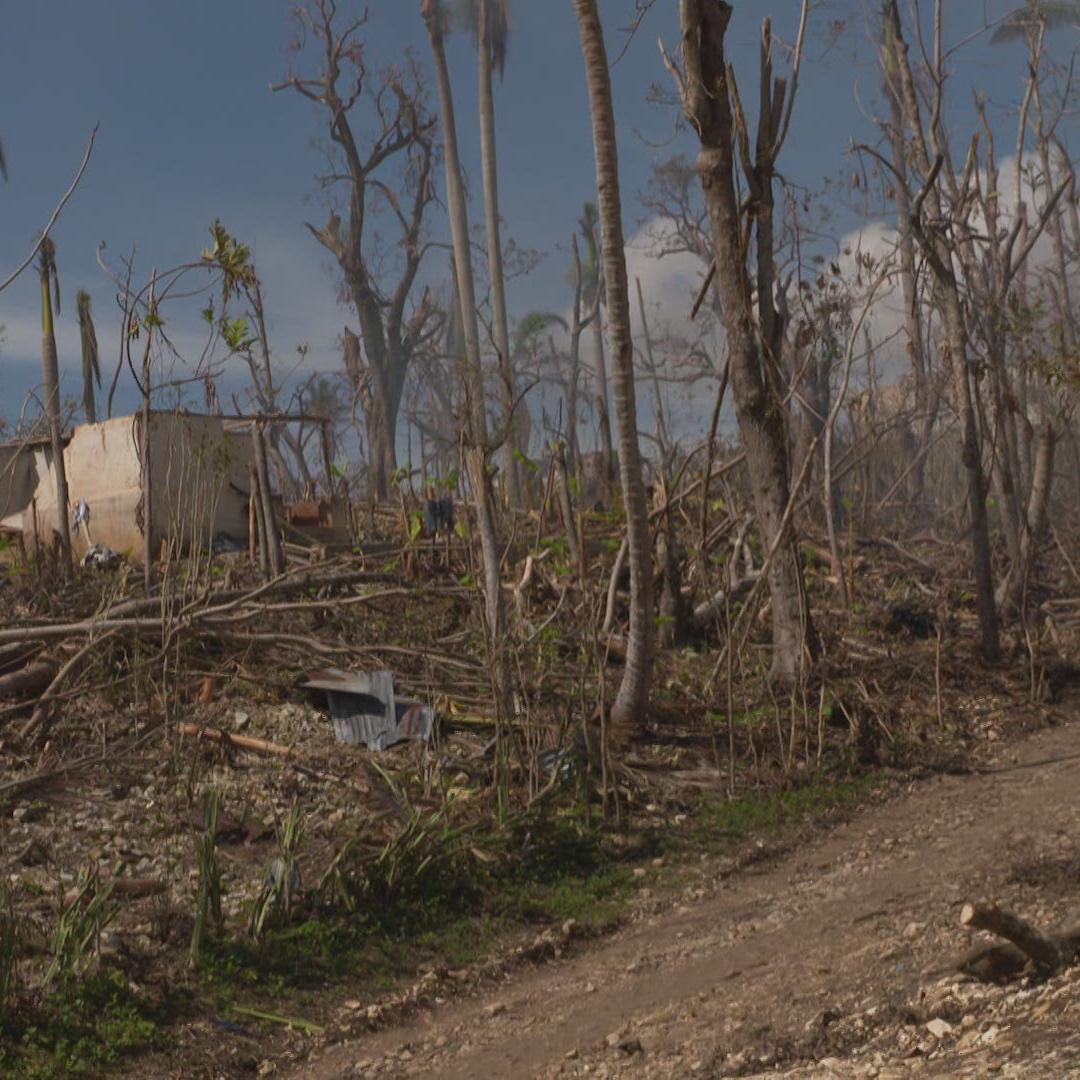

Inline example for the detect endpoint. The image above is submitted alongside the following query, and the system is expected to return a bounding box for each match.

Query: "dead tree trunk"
[669,0,814,685]
[997,419,1056,612]
[251,422,284,578]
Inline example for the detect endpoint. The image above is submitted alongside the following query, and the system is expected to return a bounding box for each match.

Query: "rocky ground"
[269,714,1080,1080]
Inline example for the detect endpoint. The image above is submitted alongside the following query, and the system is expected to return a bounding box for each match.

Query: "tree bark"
[573,0,654,739]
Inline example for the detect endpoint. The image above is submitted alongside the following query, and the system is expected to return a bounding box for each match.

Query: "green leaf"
[223,317,252,352]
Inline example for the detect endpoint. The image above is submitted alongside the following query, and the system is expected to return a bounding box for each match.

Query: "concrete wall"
[23,412,252,561]
[0,442,53,527]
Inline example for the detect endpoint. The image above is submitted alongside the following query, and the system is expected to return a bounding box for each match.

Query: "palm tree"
[459,0,526,508]
[76,290,100,424]
[991,0,1080,42]
[571,0,653,742]
[39,238,73,573]
[422,0,511,702]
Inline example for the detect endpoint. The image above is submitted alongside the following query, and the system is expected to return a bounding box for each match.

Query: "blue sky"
[0,0,1052,431]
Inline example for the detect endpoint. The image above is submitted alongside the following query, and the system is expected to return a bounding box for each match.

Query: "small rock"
[343,999,363,1011]
[484,1002,506,1018]
[618,1036,644,1056]
[632,867,647,879]
[925,1018,953,1039]
[903,921,925,940]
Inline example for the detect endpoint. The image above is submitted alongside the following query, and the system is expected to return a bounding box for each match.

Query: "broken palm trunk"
[958,901,1080,982]
[302,668,435,752]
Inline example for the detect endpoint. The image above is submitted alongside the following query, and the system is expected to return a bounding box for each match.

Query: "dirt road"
[285,718,1080,1078]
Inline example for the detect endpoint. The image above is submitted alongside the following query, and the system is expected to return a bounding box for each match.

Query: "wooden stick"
[690,260,717,320]
[179,722,296,760]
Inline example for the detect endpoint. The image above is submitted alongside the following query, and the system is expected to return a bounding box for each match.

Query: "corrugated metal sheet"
[302,668,434,750]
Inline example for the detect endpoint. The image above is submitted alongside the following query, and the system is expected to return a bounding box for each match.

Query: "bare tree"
[875,0,1071,645]
[273,1,440,499]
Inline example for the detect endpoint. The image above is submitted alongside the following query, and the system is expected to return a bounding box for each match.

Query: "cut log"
[0,661,58,700]
[960,901,1062,977]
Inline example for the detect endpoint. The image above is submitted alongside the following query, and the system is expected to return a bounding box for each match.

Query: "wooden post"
[140,273,157,592]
